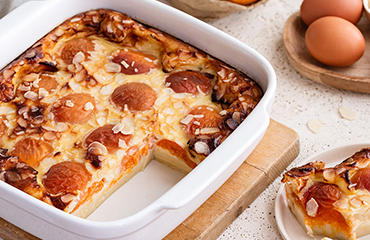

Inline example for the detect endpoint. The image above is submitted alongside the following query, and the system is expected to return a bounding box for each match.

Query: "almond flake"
[307,119,322,134]
[105,63,121,73]
[84,102,94,111]
[121,60,130,69]
[24,91,38,101]
[180,115,194,125]
[65,100,74,107]
[306,198,319,217]
[200,127,220,134]
[339,106,356,121]
[194,141,209,155]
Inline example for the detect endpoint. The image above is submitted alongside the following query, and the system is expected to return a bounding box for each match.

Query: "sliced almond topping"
[155,94,169,105]
[232,112,241,124]
[180,114,194,125]
[56,122,69,132]
[3,69,15,79]
[61,194,75,203]
[194,141,209,155]
[306,198,319,217]
[23,73,39,82]
[38,88,49,99]
[54,28,65,37]
[220,110,227,116]
[339,106,356,121]
[65,100,74,107]
[322,169,335,182]
[18,85,31,92]
[18,106,29,115]
[75,69,86,82]
[307,119,322,134]
[84,102,94,111]
[44,132,56,141]
[333,199,349,210]
[17,118,28,128]
[121,60,130,69]
[199,127,220,134]
[73,52,85,65]
[105,63,121,73]
[350,198,362,209]
[88,141,108,156]
[217,69,226,79]
[0,172,5,181]
[42,125,58,132]
[24,91,38,101]
[112,117,135,135]
[173,101,184,109]
[118,139,127,149]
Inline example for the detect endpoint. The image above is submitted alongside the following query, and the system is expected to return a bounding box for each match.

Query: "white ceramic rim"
[0,0,276,238]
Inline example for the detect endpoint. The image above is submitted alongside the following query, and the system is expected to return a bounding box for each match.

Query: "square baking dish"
[0,0,276,239]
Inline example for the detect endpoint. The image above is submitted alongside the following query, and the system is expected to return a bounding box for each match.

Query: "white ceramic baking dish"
[0,0,276,239]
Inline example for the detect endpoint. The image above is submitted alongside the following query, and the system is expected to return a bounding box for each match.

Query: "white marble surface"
[1,0,370,239]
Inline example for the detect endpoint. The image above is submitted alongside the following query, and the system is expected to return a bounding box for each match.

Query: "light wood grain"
[283,11,370,93]
[165,119,299,240]
[0,119,299,240]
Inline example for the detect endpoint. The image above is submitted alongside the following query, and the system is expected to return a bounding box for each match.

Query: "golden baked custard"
[283,148,370,240]
[0,9,262,218]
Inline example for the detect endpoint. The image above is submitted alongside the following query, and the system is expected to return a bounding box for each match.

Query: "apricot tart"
[0,9,262,218]
[282,148,370,240]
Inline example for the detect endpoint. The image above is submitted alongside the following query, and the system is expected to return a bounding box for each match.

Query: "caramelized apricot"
[60,38,95,65]
[43,161,91,195]
[85,124,131,154]
[352,168,370,192]
[112,49,157,75]
[304,182,343,210]
[51,93,96,124]
[165,71,212,95]
[37,75,59,93]
[11,138,53,168]
[181,106,222,136]
[111,82,156,112]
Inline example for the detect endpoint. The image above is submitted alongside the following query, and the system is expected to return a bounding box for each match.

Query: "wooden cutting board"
[0,119,299,240]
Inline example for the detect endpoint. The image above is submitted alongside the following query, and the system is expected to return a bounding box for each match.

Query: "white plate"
[275,143,370,240]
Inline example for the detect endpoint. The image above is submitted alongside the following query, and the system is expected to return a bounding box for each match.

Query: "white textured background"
[1,0,370,239]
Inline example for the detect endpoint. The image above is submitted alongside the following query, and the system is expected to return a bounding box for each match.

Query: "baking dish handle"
[155,110,270,211]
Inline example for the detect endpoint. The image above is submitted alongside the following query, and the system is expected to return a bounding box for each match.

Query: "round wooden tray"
[283,11,370,93]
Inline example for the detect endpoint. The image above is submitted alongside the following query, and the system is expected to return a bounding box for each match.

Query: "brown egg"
[84,124,131,154]
[110,82,157,112]
[43,161,91,195]
[300,0,363,26]
[11,138,53,168]
[305,16,365,67]
[51,93,96,124]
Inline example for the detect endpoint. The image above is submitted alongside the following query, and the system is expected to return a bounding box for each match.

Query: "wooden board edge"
[166,119,300,240]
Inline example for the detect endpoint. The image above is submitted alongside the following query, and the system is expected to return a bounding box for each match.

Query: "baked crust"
[0,9,262,217]
[282,148,370,240]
